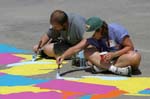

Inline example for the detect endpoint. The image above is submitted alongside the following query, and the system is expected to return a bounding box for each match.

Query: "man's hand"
[103,52,116,62]
[56,56,64,65]
[33,45,41,54]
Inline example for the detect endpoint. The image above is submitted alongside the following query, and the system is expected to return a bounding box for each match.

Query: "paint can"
[99,52,107,62]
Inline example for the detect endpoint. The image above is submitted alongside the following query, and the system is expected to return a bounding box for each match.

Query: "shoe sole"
[127,66,132,77]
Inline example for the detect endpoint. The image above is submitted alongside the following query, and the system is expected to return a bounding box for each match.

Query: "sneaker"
[127,66,132,77]
[116,66,132,77]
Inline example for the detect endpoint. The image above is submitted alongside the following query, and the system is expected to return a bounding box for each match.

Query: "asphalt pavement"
[0,0,150,98]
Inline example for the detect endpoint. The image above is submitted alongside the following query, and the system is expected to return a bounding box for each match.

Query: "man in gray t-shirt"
[33,10,86,58]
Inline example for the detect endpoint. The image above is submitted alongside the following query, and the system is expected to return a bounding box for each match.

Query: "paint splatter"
[0,61,58,76]
[0,72,5,76]
[0,92,62,99]
[90,90,126,99]
[139,88,150,94]
[0,50,150,99]
[0,44,31,53]
[0,86,50,94]
[36,79,121,94]
[0,53,25,65]
[80,95,91,99]
[0,74,50,86]
[74,76,150,96]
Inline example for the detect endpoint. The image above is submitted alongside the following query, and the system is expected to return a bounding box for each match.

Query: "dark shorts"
[53,41,72,56]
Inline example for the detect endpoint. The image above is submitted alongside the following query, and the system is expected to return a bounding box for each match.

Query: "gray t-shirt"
[47,13,86,45]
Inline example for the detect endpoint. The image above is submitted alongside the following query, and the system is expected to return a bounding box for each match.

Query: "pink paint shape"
[146,88,150,90]
[36,79,118,94]
[0,53,25,65]
[0,72,5,76]
[0,92,62,99]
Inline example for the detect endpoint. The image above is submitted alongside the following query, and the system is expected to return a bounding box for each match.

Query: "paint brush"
[32,39,52,62]
[32,53,37,62]
[32,41,43,62]
[56,64,61,79]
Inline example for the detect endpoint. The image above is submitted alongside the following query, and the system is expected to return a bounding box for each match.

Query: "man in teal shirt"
[33,10,86,57]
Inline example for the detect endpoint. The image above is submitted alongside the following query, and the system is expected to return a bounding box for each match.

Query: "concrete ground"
[0,0,150,99]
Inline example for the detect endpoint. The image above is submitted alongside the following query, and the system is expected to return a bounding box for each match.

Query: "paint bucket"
[99,52,107,62]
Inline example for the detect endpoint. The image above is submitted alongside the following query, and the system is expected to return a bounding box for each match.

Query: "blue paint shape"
[139,89,150,94]
[80,95,91,99]
[0,44,31,53]
[0,74,50,86]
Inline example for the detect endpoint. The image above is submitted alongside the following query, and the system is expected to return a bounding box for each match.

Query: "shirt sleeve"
[46,28,52,38]
[113,24,129,44]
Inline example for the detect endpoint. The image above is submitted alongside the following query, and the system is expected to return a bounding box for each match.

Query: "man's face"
[93,29,103,40]
[52,23,65,31]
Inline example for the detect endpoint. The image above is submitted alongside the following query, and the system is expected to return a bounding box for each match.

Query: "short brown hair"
[50,10,68,25]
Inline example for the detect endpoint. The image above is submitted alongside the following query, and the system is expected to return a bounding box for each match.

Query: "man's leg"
[114,51,141,72]
[84,47,111,69]
[33,43,56,58]
[84,47,132,76]
[43,43,56,58]
[44,41,71,58]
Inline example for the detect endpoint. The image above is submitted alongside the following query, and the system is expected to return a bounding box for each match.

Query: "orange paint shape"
[62,91,84,99]
[91,90,127,99]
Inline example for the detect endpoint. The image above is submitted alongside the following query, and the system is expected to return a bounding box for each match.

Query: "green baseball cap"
[86,16,103,32]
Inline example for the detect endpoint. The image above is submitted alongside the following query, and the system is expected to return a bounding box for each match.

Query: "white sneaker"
[116,66,132,77]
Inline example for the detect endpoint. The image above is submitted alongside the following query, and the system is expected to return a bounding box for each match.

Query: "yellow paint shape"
[14,54,67,63]
[0,86,49,94]
[0,86,61,94]
[0,54,67,76]
[13,54,32,61]
[75,77,150,96]
[0,63,59,76]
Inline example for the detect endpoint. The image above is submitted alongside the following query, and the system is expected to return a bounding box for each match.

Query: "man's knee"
[43,44,55,57]
[128,51,141,67]
[128,51,141,60]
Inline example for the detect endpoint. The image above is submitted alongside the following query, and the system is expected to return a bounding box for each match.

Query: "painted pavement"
[0,44,150,99]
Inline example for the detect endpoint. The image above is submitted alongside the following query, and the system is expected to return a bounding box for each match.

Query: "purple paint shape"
[36,79,118,94]
[146,88,150,90]
[0,53,25,65]
[0,72,5,76]
[0,92,62,99]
